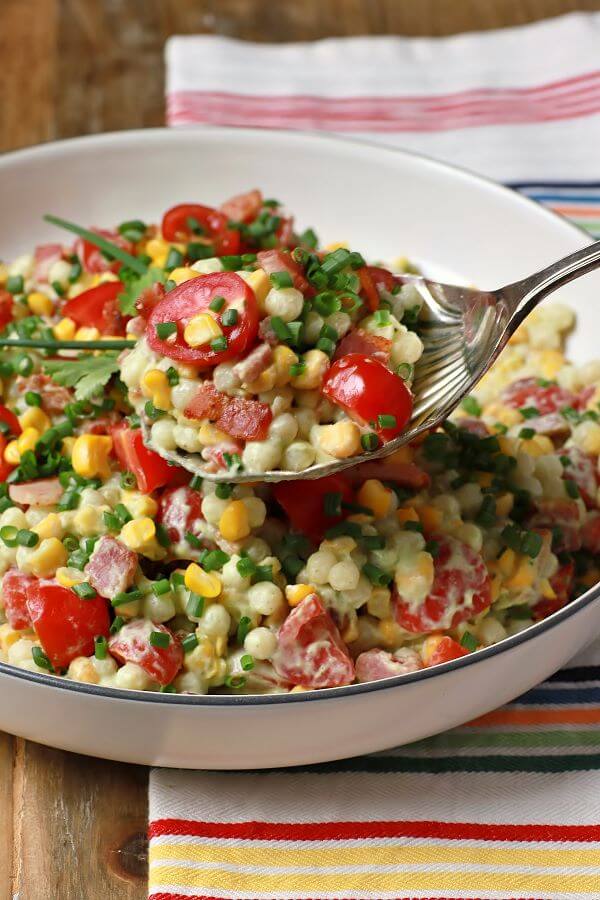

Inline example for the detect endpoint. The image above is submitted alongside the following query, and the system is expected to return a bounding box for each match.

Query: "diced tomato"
[146,272,258,368]
[161,203,240,255]
[84,536,138,599]
[355,647,423,683]
[1,569,36,630]
[33,243,63,282]
[62,281,126,336]
[393,536,492,633]
[501,377,576,415]
[0,289,14,331]
[558,447,598,509]
[273,473,354,543]
[109,619,183,686]
[135,281,166,319]
[334,327,391,363]
[424,636,470,667]
[0,404,21,438]
[582,511,600,554]
[220,189,263,224]
[111,425,187,494]
[26,579,110,670]
[76,230,134,274]
[157,485,204,543]
[323,353,413,441]
[532,561,575,620]
[184,382,272,442]
[272,593,355,689]
[257,249,310,294]
[528,499,583,553]
[9,478,63,508]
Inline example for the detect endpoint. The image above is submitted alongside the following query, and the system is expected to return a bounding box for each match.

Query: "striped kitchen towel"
[151,13,600,900]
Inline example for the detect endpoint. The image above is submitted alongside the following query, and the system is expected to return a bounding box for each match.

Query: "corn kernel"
[53,317,77,341]
[71,434,113,479]
[4,441,21,465]
[273,345,298,387]
[61,436,76,458]
[540,578,556,600]
[120,491,158,519]
[290,349,329,390]
[198,422,231,445]
[539,350,564,380]
[146,237,170,267]
[490,574,503,602]
[0,263,8,285]
[218,500,251,542]
[68,656,100,684]
[323,241,348,252]
[244,364,277,393]
[357,479,392,519]
[141,368,171,411]
[185,563,222,599]
[27,537,68,577]
[244,268,271,311]
[477,472,493,488]
[74,326,100,341]
[495,492,514,518]
[342,615,359,644]
[0,623,26,650]
[120,517,156,552]
[421,634,445,665]
[396,506,420,525]
[18,407,51,433]
[27,291,54,316]
[520,434,554,457]
[319,420,361,459]
[285,583,315,607]
[367,587,391,619]
[483,403,522,428]
[378,617,404,648]
[497,549,516,577]
[33,513,63,541]
[184,313,223,348]
[73,505,107,536]
[418,504,443,532]
[56,566,86,588]
[17,427,40,456]
[169,267,201,285]
[506,558,535,590]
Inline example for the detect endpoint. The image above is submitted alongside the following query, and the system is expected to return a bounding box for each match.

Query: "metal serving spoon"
[145,240,600,483]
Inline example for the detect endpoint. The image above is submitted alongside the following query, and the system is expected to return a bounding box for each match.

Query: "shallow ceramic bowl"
[0,128,598,768]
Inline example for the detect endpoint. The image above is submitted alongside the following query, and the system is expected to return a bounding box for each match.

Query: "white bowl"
[0,128,598,769]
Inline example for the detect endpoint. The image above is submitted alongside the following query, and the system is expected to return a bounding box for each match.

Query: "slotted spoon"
[146,239,600,482]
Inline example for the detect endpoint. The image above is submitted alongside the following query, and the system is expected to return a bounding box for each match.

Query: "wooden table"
[2,0,600,895]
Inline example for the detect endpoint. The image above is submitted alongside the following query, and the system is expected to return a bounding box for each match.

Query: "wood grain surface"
[1,1,599,897]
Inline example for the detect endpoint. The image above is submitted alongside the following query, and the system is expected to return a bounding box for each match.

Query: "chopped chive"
[188,243,215,262]
[16,529,39,548]
[461,396,482,417]
[210,335,228,352]
[425,539,440,558]
[185,531,203,549]
[73,582,97,600]
[377,414,397,430]
[269,271,293,289]
[203,549,230,571]
[237,616,252,644]
[236,557,257,579]
[396,363,413,380]
[160,683,177,693]
[253,565,273,583]
[323,491,343,517]
[144,400,162,420]
[94,635,108,660]
[373,309,391,327]
[120,471,136,490]
[316,337,335,356]
[165,248,184,270]
[221,308,238,327]
[110,616,125,634]
[282,555,304,579]
[564,479,580,499]
[114,503,132,525]
[240,654,255,671]
[170,572,185,588]
[361,432,380,452]
[224,674,246,689]
[519,428,535,439]
[112,588,142,607]
[103,511,121,531]
[362,563,392,586]
[0,526,18,547]
[182,633,199,653]
[152,579,171,596]
[43,214,147,274]
[155,321,177,340]
[270,316,292,342]
[32,646,53,671]
[361,534,385,550]
[289,361,306,377]
[215,483,233,500]
[460,631,478,652]
[150,630,170,649]
[520,531,543,559]
[186,593,205,618]
[519,406,540,419]
[403,520,423,533]
[209,295,226,312]
[6,274,24,294]
[324,521,362,539]
[155,523,171,548]
[166,366,179,386]
[62,534,79,553]
[24,391,42,407]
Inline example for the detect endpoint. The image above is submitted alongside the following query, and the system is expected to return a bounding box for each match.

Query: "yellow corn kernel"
[71,434,113,479]
[520,434,554,457]
[33,513,63,541]
[497,549,516,577]
[290,684,310,693]
[290,349,329,390]
[498,435,518,456]
[75,326,100,341]
[484,403,522,428]
[418,504,443,532]
[396,506,420,526]
[4,441,20,465]
[185,563,222,599]
[53,317,77,341]
[506,558,535,590]
[0,263,8,285]
[218,500,251,542]
[508,323,528,344]
[120,491,158,519]
[27,291,54,316]
[244,364,277,393]
[539,350,564,380]
[27,537,68,577]
[67,656,100,685]
[386,445,413,465]
[273,345,298,387]
[120,517,156,551]
[285,583,315,607]
[56,566,86,588]
[357,479,393,519]
[490,574,503,602]
[540,578,556,600]
[198,422,230,446]
[73,505,106,536]
[141,368,171,411]
[378,617,404,648]
[0,623,25,650]
[495,492,514,518]
[244,268,271,310]
[324,241,348,252]
[184,313,223,348]
[18,406,51,433]
[342,615,359,644]
[477,472,494,488]
[61,436,76,458]
[367,587,391,620]
[146,237,170,268]
[17,427,40,456]
[421,634,445,666]
[319,420,361,459]
[169,267,201,285]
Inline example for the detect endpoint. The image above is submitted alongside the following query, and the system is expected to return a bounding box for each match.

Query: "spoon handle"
[503,239,600,329]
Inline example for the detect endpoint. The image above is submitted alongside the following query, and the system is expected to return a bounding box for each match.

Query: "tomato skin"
[0,404,21,438]
[0,289,14,331]
[157,485,204,543]
[76,230,134,274]
[62,281,126,336]
[220,189,263,224]
[272,593,355,689]
[323,354,413,440]
[334,327,391,363]
[146,272,258,368]
[1,570,35,630]
[161,203,240,254]
[425,636,470,667]
[256,249,310,294]
[273,474,353,543]
[109,620,183,686]
[112,425,187,494]
[25,579,110,670]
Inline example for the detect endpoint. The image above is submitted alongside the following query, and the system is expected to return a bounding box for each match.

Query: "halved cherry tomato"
[108,619,183,686]
[0,404,21,438]
[184,383,272,442]
[257,249,310,294]
[111,425,187,494]
[161,203,240,255]
[0,289,14,331]
[25,579,110,670]
[393,536,492,633]
[75,230,134,274]
[1,569,36,630]
[146,272,258,368]
[220,189,263,224]
[273,474,353,543]
[272,593,355,689]
[323,353,413,441]
[62,281,126,336]
[157,485,204,543]
[334,327,391,363]
[425,636,470,667]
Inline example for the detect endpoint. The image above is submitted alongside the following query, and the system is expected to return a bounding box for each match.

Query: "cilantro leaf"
[43,355,120,401]
[118,267,166,316]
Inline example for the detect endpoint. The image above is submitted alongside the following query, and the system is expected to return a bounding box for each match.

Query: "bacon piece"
[334,328,392,363]
[220,189,263,223]
[558,446,598,509]
[1,570,35,630]
[9,478,63,508]
[84,536,138,599]
[501,377,576,415]
[184,382,272,442]
[33,244,63,282]
[157,486,204,544]
[258,316,279,346]
[521,412,569,436]
[233,343,273,384]
[257,249,309,294]
[349,460,430,491]
[355,647,423,683]
[16,374,72,415]
[528,499,583,552]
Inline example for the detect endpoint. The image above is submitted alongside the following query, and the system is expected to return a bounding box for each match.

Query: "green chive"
[236,557,256,579]
[166,366,179,386]
[170,572,185,589]
[16,529,39,548]
[282,555,304,579]
[215,483,233,500]
[24,391,42,407]
[396,363,414,381]
[373,309,391,327]
[186,593,205,618]
[160,683,177,693]
[240,654,255,671]
[221,308,238,327]
[519,406,540,419]
[270,316,291,342]
[209,295,226,312]
[6,275,24,294]
[361,534,385,550]
[110,616,125,634]
[361,432,380,452]
[94,635,108,660]
[144,400,162,420]
[460,631,478,652]
[461,396,482,417]
[237,616,252,644]
[403,520,423,533]
[0,526,18,547]
[190,475,203,491]
[182,633,199,653]
[120,471,136,490]
[269,271,293,289]
[377,414,397,430]
[155,523,171,548]
[203,549,229,571]
[224,675,246,689]
[188,243,214,262]
[73,582,97,600]
[253,565,273,583]
[165,248,184,270]
[316,337,335,356]
[103,511,121,531]
[520,531,543,559]
[112,589,142,607]
[289,361,306,377]
[43,214,147,274]
[210,335,228,352]
[155,321,177,340]
[185,531,202,549]
[150,630,170,649]
[323,491,343,517]
[152,579,171,596]
[15,354,34,376]
[519,428,535,439]
[32,646,53,671]
[362,563,392,586]
[564,479,580,499]
[114,503,132,525]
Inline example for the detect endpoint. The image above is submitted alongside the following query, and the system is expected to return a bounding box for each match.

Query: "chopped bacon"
[16,374,72,415]
[1,569,35,630]
[528,499,583,552]
[220,189,263,223]
[33,244,63,282]
[575,385,596,411]
[558,446,598,509]
[233,343,273,384]
[184,382,272,441]
[257,249,309,294]
[84,536,138,600]
[521,412,569,436]
[258,316,279,346]
[126,315,147,337]
[501,377,576,416]
[334,328,392,363]
[355,647,423,683]
[349,460,430,491]
[157,486,204,543]
[9,478,63,508]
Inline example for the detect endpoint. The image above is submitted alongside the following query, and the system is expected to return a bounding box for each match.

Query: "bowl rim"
[0,125,597,708]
